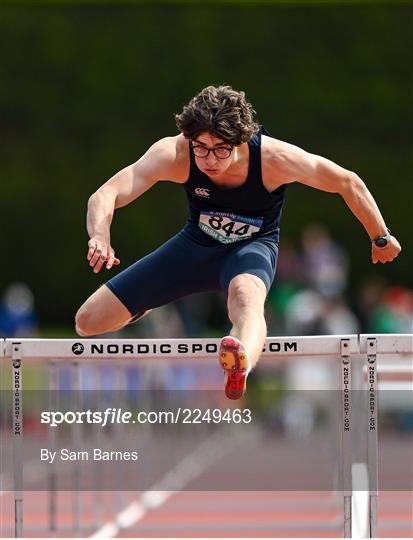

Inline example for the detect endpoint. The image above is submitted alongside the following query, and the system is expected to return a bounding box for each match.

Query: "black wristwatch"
[372,229,391,248]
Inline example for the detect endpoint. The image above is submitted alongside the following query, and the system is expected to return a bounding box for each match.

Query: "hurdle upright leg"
[11,343,23,538]
[340,338,352,538]
[366,338,378,538]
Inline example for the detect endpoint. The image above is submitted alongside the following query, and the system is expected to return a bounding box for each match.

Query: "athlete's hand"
[87,237,120,273]
[372,235,401,264]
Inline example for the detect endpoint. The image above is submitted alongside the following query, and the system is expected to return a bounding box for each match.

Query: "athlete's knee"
[227,274,266,314]
[75,305,94,336]
[75,303,108,337]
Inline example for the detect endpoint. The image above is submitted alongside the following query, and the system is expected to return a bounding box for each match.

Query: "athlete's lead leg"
[220,273,267,399]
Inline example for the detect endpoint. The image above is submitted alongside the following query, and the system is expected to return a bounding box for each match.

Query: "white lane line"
[90,426,260,538]
[351,462,370,539]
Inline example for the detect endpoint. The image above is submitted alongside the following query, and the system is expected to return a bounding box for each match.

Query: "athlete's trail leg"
[75,285,149,336]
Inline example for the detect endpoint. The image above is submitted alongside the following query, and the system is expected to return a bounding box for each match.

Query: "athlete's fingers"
[93,253,106,274]
[89,250,102,268]
[106,252,121,270]
[87,240,97,261]
[88,240,118,272]
[377,252,395,263]
[100,245,109,261]
[95,245,109,272]
[93,261,104,274]
[372,248,392,264]
[371,239,401,265]
[89,243,104,267]
[106,250,116,270]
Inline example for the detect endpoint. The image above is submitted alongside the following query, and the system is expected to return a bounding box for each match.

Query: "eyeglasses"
[190,141,233,159]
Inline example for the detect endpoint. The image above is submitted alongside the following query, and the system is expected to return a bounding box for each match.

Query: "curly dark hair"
[175,85,259,146]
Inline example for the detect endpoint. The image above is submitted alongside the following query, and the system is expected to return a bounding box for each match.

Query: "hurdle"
[2,334,412,538]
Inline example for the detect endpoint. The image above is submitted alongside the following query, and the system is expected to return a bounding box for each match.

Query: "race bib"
[199,211,263,244]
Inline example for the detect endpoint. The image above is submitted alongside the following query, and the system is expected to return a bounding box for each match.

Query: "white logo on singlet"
[194,188,210,198]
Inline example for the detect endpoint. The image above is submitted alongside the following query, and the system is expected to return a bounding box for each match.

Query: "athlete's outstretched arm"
[86,138,179,273]
[269,143,402,264]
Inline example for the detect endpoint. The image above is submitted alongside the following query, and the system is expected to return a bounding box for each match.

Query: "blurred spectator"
[369,286,413,333]
[318,297,359,334]
[267,240,302,334]
[283,289,359,336]
[276,239,304,284]
[357,277,387,332]
[284,289,324,335]
[301,224,348,298]
[0,282,38,337]
[268,225,373,337]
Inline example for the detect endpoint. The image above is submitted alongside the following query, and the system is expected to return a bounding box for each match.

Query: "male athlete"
[75,85,401,399]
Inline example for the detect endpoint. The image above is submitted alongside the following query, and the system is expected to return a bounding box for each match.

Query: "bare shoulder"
[261,134,354,194]
[173,134,191,183]
[261,135,309,173]
[136,134,189,183]
[261,135,315,189]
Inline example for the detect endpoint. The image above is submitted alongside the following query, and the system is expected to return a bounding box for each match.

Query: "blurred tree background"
[0,1,411,328]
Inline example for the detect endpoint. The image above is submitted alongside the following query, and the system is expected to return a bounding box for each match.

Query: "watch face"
[375,237,388,248]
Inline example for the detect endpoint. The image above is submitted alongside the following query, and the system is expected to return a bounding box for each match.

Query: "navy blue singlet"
[106,127,287,316]
[183,127,287,245]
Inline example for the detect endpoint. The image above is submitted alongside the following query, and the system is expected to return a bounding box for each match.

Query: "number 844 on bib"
[198,211,263,244]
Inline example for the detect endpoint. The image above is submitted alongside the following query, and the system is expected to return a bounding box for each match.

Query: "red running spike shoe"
[219,336,251,400]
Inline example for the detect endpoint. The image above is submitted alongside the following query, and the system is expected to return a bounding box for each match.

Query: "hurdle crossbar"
[3,335,360,360]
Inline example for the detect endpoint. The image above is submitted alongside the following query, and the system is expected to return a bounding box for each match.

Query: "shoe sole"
[219,337,250,400]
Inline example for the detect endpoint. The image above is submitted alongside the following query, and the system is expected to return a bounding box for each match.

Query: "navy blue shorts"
[106,224,279,316]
